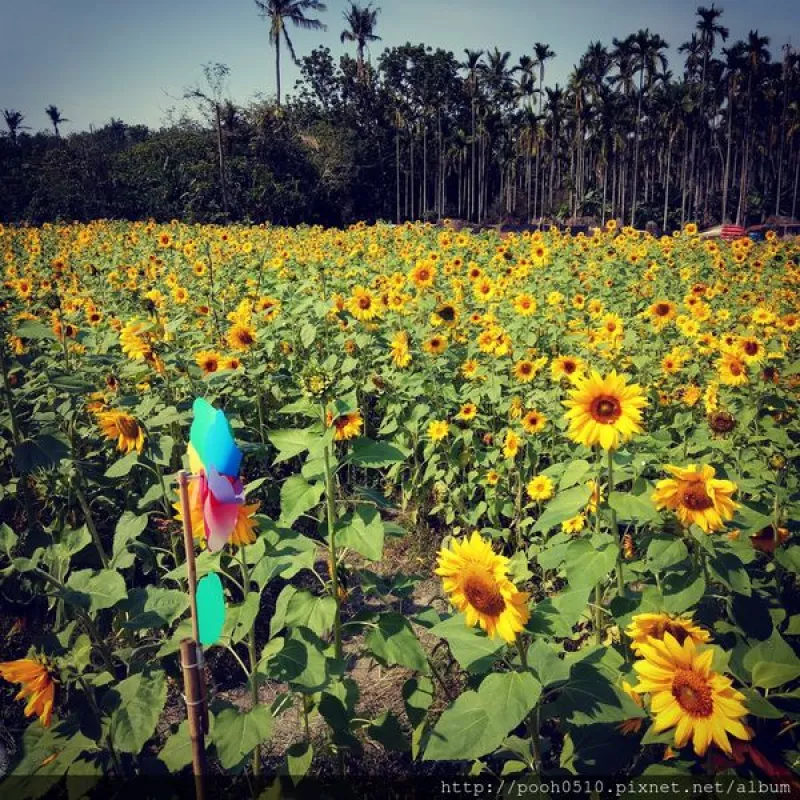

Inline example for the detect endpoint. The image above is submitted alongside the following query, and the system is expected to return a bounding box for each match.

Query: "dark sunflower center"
[520,363,532,375]
[744,341,758,355]
[438,306,455,322]
[236,330,254,345]
[117,416,140,439]
[563,361,576,374]
[463,575,506,616]
[681,482,714,511]
[358,296,371,310]
[672,670,713,717]
[656,303,670,316]
[591,395,621,423]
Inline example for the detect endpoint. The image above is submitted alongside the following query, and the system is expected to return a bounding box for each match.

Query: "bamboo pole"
[180,639,208,800]
[177,469,209,792]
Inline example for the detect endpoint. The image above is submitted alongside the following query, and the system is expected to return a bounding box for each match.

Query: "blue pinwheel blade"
[189,397,243,476]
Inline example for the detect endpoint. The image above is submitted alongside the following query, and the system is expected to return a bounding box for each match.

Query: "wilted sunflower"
[96,410,145,454]
[625,612,711,655]
[633,633,750,757]
[0,655,56,727]
[563,371,647,451]
[651,464,738,533]
[435,532,530,642]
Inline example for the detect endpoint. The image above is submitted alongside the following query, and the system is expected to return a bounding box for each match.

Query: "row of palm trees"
[3,105,68,143]
[4,3,798,227]
[251,1,798,226]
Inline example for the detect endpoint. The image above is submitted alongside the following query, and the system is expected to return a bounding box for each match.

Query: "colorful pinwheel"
[186,398,246,552]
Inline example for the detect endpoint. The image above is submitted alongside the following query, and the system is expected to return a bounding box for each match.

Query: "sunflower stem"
[607,450,624,597]
[515,638,542,770]
[322,404,343,661]
[238,547,261,777]
[73,473,109,569]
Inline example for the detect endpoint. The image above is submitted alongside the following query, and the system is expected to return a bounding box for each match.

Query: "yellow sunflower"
[428,420,449,441]
[521,409,547,434]
[435,532,530,642]
[195,350,221,374]
[503,429,521,459]
[512,293,537,316]
[329,410,363,441]
[651,464,738,533]
[0,655,56,727]
[348,286,379,322]
[526,474,554,502]
[625,612,711,655]
[96,410,145,454]
[456,402,478,422]
[551,355,585,384]
[633,633,750,757]
[423,334,448,356]
[718,352,748,386]
[227,323,257,352]
[562,371,647,451]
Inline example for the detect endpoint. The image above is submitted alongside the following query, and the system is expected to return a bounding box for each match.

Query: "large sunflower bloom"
[633,633,750,757]
[96,410,145,454]
[625,612,711,655]
[435,532,530,642]
[651,464,738,533]
[0,656,56,727]
[562,371,647,451]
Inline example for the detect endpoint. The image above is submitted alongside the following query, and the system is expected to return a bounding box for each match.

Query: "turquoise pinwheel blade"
[196,572,225,647]
[190,397,242,476]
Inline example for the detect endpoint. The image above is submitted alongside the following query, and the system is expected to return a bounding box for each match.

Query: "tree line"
[1,2,798,229]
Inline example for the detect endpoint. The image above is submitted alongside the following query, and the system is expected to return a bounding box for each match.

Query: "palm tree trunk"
[275,34,282,106]
[215,103,228,214]
[792,147,799,220]
[631,71,644,228]
[471,99,476,221]
[396,125,401,224]
[410,130,415,219]
[722,87,733,222]
[423,121,428,216]
[663,135,672,233]
[680,125,689,226]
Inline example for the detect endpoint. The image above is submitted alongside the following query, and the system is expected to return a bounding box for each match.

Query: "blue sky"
[1,0,797,133]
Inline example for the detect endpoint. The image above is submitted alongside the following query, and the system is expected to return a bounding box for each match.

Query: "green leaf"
[740,689,784,719]
[609,491,661,523]
[647,536,689,572]
[157,720,193,771]
[367,613,429,673]
[286,741,313,781]
[558,459,592,489]
[565,537,618,590]
[428,613,504,673]
[368,711,410,752]
[65,568,127,614]
[402,676,434,728]
[268,428,314,464]
[336,505,384,561]
[661,570,705,614]
[279,475,324,526]
[222,592,261,645]
[270,628,329,690]
[532,485,592,533]
[284,589,337,637]
[105,450,139,478]
[708,552,751,596]
[55,526,91,560]
[111,511,148,569]
[751,661,800,690]
[213,705,273,770]
[109,669,167,754]
[300,322,317,348]
[551,662,646,726]
[527,639,570,687]
[17,320,57,340]
[15,435,70,473]
[0,522,18,554]
[122,587,189,629]
[348,437,408,468]
[528,586,591,638]
[423,671,540,761]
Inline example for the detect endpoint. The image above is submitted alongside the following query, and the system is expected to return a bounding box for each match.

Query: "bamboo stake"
[177,469,210,789]
[180,638,208,800]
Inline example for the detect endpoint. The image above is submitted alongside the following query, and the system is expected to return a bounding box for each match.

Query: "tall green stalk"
[515,638,542,770]
[321,405,343,661]
[238,548,261,777]
[608,450,624,597]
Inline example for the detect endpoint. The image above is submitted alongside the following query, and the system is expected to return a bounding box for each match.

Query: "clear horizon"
[1,0,798,134]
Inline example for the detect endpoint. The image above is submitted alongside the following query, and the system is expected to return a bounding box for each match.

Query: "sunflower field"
[0,219,799,790]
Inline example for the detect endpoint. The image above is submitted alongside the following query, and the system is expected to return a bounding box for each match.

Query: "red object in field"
[721,224,746,240]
